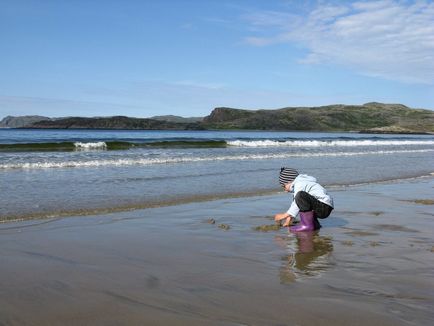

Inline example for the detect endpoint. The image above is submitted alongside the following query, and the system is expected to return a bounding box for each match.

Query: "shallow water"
[1,129,433,221]
[0,177,433,325]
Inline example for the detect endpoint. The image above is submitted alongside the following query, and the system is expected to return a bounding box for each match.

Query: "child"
[274,167,334,232]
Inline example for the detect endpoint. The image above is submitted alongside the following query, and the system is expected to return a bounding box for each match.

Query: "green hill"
[150,115,203,123]
[11,102,434,133]
[202,103,434,133]
[26,116,203,130]
[0,115,50,128]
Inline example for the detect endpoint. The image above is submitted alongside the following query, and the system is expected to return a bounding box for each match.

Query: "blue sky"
[0,0,433,118]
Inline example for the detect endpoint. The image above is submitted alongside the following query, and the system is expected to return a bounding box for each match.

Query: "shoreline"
[1,176,433,325]
[4,127,434,134]
[2,173,433,224]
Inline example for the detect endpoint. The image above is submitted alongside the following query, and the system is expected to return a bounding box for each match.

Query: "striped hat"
[279,167,299,186]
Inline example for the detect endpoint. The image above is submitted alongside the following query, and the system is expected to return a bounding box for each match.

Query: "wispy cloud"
[243,0,434,84]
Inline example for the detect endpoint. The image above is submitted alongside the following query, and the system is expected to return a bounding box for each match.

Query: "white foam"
[74,142,107,150]
[1,149,433,170]
[227,139,434,147]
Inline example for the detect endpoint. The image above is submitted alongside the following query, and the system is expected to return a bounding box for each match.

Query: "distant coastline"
[2,102,433,134]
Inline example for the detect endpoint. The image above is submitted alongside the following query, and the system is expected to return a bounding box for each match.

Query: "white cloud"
[243,0,434,84]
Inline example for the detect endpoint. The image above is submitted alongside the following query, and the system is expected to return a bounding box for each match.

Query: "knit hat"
[279,167,299,186]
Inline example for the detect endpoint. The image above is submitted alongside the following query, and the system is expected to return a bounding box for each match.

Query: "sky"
[0,0,433,118]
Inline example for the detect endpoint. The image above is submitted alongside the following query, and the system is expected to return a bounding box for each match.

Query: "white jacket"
[286,174,334,217]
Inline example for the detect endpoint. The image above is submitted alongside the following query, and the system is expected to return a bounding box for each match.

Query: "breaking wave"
[2,139,434,151]
[0,140,226,151]
[227,139,434,147]
[74,142,107,150]
[1,149,433,170]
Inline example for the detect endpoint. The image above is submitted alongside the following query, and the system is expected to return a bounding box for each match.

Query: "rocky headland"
[2,102,433,133]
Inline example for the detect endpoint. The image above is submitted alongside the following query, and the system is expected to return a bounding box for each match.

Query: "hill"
[5,102,433,133]
[25,116,203,130]
[201,102,434,133]
[150,115,203,123]
[0,115,51,128]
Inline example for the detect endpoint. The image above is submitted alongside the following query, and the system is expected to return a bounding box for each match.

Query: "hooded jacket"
[287,174,334,217]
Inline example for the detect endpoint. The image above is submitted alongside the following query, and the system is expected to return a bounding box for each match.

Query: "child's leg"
[315,203,333,219]
[295,191,333,219]
[294,191,325,231]
[294,191,316,211]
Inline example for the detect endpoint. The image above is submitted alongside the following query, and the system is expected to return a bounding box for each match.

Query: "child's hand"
[274,213,289,222]
[282,217,292,227]
[275,213,293,227]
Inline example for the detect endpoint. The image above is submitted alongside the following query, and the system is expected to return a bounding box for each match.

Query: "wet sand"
[1,177,433,325]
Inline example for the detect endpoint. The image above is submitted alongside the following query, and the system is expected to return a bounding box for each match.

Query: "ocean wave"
[2,138,433,151]
[227,139,434,147]
[74,142,107,150]
[1,149,433,170]
[0,140,226,151]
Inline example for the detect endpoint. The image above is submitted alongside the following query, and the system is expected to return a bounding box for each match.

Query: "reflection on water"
[277,232,334,284]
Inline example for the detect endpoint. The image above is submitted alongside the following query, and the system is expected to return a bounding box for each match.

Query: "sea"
[1,128,433,221]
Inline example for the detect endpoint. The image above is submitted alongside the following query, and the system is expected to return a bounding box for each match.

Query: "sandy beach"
[1,177,433,325]
[3,1,434,324]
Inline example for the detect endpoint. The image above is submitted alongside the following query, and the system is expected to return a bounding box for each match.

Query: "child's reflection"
[276,231,334,283]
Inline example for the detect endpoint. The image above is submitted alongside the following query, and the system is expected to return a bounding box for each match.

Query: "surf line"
[1,148,433,170]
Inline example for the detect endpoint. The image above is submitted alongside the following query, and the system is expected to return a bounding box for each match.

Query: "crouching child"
[275,167,334,232]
